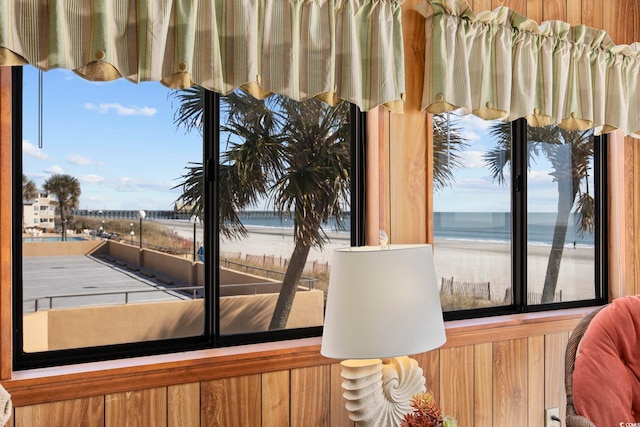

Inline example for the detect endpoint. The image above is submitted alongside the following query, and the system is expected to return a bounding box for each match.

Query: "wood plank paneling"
[545,333,569,422]
[634,142,640,296]
[329,364,353,427]
[493,339,528,426]
[603,0,636,44]
[581,0,603,29]
[167,383,199,427]
[440,346,474,426]
[389,108,429,244]
[261,370,289,427]
[474,343,493,427]
[15,396,104,427]
[365,107,389,245]
[608,133,636,299]
[0,67,12,380]
[389,0,429,245]
[527,0,543,25]
[542,0,566,21]
[201,375,261,427]
[472,0,493,12]
[567,0,582,25]
[5,314,590,427]
[527,336,545,427]
[414,350,440,403]
[290,365,330,427]
[105,388,166,427]
[493,0,527,15]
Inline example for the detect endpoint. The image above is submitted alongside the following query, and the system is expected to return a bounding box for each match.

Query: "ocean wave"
[434,236,594,249]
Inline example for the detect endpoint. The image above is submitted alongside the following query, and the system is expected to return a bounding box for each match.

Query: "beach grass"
[220,254,330,297]
[439,293,503,311]
[73,216,192,252]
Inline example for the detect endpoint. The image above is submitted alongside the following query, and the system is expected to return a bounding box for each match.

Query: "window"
[13,67,364,369]
[433,114,607,319]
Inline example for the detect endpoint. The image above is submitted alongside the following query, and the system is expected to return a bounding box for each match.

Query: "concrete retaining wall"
[23,290,324,351]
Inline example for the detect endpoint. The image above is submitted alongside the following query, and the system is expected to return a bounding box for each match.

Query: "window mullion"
[204,89,218,343]
[511,118,527,310]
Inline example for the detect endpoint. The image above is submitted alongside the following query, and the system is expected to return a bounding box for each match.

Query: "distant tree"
[22,174,37,201]
[43,174,81,241]
[485,123,594,303]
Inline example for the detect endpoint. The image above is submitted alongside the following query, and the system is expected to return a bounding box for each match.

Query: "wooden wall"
[2,0,640,426]
[2,311,589,427]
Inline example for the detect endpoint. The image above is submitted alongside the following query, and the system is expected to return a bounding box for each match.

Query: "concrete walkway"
[22,255,194,313]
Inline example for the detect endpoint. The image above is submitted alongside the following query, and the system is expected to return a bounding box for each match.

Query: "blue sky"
[432,113,589,213]
[21,67,586,213]
[22,67,201,211]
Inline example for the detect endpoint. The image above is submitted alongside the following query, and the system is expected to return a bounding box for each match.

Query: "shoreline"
[146,220,597,301]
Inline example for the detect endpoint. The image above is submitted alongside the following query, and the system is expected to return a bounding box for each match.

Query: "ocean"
[433,212,594,247]
[237,211,595,247]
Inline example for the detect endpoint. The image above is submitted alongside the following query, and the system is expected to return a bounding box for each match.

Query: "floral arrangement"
[400,392,457,427]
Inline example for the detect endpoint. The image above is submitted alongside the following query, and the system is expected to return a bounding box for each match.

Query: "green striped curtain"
[0,0,405,113]
[419,0,640,136]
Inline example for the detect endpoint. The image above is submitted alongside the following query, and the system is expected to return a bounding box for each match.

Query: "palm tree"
[172,88,351,330]
[42,174,81,241]
[484,123,594,303]
[432,114,470,190]
[22,174,37,201]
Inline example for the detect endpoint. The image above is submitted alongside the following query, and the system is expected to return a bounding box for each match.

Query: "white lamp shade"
[321,244,446,359]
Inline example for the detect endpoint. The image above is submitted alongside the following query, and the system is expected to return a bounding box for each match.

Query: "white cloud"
[68,154,95,166]
[84,102,157,117]
[528,170,554,184]
[23,140,49,160]
[114,177,173,192]
[79,174,105,184]
[460,130,480,142]
[45,165,65,175]
[457,113,494,131]
[463,151,486,168]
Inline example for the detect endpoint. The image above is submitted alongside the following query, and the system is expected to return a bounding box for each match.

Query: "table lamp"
[321,243,446,427]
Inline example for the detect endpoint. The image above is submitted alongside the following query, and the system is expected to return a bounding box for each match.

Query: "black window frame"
[441,117,608,322]
[12,67,366,369]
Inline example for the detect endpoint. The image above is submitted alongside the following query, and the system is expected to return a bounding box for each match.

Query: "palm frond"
[432,114,470,191]
[574,192,595,237]
[170,86,205,134]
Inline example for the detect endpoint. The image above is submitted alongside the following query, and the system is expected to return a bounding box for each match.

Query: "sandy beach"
[433,239,595,303]
[153,219,596,303]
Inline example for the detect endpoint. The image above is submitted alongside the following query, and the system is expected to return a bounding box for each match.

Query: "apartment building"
[22,190,55,232]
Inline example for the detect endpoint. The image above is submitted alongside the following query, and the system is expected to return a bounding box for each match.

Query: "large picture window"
[13,66,364,369]
[433,114,607,318]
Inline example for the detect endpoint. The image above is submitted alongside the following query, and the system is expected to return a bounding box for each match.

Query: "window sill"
[3,306,597,407]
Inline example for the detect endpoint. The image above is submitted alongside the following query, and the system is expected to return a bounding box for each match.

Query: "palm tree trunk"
[59,203,67,242]
[269,240,311,330]
[541,176,577,303]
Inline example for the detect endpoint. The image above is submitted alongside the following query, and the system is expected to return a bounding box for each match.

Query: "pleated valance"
[419,0,640,137]
[0,0,405,113]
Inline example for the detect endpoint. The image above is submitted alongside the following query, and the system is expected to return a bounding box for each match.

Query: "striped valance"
[0,0,405,113]
[419,0,640,137]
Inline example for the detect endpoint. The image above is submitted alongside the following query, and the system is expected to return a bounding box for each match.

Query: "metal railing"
[221,258,317,289]
[24,286,202,312]
[24,278,317,312]
[220,278,316,295]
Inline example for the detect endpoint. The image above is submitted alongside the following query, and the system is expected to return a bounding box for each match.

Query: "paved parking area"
[22,255,193,313]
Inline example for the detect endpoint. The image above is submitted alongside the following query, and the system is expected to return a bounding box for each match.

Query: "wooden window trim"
[2,306,596,407]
